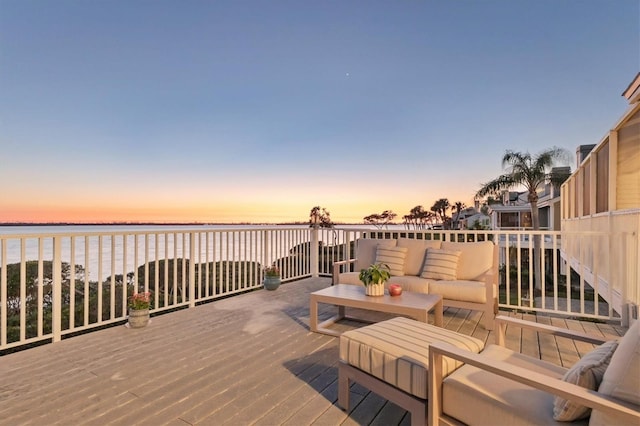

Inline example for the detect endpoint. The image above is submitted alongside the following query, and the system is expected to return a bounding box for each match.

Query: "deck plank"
[0,277,628,426]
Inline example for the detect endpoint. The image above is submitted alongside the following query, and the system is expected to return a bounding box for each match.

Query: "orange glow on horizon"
[1,180,478,224]
[0,195,478,224]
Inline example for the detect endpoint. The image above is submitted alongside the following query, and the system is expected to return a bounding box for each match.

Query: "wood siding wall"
[562,107,640,220]
[583,159,591,215]
[596,142,609,213]
[616,109,640,209]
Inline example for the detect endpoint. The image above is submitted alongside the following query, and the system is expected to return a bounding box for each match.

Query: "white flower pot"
[365,283,385,297]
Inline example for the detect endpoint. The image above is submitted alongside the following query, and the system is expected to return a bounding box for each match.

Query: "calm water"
[0,224,389,280]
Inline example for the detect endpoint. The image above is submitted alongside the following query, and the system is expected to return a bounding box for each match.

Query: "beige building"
[561,72,640,322]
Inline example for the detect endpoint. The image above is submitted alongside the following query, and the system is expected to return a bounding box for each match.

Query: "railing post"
[346,230,354,263]
[189,232,196,308]
[52,236,62,343]
[622,228,639,327]
[1,240,7,347]
[263,230,270,272]
[310,226,319,277]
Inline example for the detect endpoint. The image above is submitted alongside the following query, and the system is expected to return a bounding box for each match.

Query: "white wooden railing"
[0,226,335,351]
[1,225,637,352]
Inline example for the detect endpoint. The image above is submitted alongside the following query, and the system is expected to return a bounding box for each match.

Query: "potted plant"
[359,263,390,296]
[128,291,151,328]
[263,265,281,291]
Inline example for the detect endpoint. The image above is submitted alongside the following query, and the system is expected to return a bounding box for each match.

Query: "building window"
[499,212,519,228]
[538,207,549,228]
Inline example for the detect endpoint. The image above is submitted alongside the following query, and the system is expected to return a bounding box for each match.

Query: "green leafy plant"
[128,292,152,310]
[264,265,280,277]
[359,263,391,286]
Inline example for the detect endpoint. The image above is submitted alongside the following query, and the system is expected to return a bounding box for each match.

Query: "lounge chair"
[428,316,640,425]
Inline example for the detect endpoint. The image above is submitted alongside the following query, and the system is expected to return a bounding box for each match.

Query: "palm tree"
[406,205,424,229]
[452,201,466,230]
[476,147,571,290]
[476,147,571,229]
[402,214,414,229]
[430,198,451,228]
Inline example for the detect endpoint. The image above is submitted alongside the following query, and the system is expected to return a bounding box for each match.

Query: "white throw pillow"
[354,239,397,272]
[589,320,640,426]
[420,248,461,281]
[553,340,618,421]
[375,246,408,276]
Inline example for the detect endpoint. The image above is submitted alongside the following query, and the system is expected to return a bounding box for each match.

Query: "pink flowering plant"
[128,291,152,310]
[264,265,280,277]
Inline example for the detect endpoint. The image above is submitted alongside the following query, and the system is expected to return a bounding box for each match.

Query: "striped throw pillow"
[553,340,619,421]
[420,248,461,280]
[375,246,408,276]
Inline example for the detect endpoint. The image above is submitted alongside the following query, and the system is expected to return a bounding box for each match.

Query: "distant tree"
[403,205,437,229]
[452,201,467,230]
[2,261,94,342]
[486,195,502,205]
[409,206,425,229]
[403,206,420,229]
[470,219,490,230]
[430,198,451,228]
[363,210,397,229]
[309,206,333,228]
[476,147,571,290]
[402,214,412,229]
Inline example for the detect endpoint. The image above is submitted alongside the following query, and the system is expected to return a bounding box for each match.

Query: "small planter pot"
[365,283,385,297]
[263,276,281,291]
[128,308,150,328]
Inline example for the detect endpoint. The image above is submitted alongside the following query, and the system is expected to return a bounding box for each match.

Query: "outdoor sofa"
[332,237,498,329]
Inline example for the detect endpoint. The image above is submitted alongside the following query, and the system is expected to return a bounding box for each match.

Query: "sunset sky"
[1,1,638,224]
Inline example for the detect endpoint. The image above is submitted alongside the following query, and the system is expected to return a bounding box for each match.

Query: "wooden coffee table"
[310,284,443,336]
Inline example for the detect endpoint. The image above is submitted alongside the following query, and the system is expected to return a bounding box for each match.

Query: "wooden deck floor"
[0,278,627,426]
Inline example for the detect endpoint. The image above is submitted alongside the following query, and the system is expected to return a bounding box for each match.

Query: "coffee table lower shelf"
[310,284,443,337]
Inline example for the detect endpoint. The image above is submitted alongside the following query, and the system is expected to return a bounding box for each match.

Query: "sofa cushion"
[354,238,396,272]
[553,340,618,421]
[397,238,442,276]
[375,246,408,276]
[590,320,640,426]
[340,272,431,292]
[441,241,494,280]
[337,271,363,286]
[340,317,485,399]
[421,248,461,280]
[442,344,576,426]
[429,280,487,303]
[386,275,430,293]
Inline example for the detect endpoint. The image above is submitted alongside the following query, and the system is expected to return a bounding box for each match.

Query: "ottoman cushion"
[339,317,485,399]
